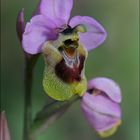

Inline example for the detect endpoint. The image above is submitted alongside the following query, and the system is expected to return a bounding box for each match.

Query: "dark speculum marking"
[64,39,78,48]
[55,55,85,83]
[87,89,94,94]
[61,25,74,35]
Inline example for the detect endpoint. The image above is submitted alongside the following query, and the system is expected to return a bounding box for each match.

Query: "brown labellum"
[55,54,85,83]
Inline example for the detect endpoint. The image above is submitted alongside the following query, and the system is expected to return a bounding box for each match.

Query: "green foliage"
[1,0,139,140]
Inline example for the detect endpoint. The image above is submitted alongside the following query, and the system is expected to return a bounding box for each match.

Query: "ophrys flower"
[81,77,122,137]
[21,0,107,101]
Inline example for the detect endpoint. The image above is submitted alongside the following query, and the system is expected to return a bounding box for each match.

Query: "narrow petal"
[16,9,25,42]
[37,0,73,25]
[0,111,11,140]
[22,15,58,54]
[69,16,107,51]
[88,77,122,103]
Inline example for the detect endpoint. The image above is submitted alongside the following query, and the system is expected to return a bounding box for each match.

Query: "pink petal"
[81,93,121,132]
[22,15,58,54]
[82,93,121,118]
[88,77,122,103]
[37,0,73,25]
[81,102,120,132]
[0,111,11,140]
[69,16,107,51]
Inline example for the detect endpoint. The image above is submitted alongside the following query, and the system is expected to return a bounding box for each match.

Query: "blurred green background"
[1,0,139,140]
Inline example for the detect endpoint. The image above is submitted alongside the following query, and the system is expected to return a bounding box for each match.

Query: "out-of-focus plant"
[0,111,11,140]
[15,0,122,140]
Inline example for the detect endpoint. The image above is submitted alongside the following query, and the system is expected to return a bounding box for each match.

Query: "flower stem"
[23,55,39,140]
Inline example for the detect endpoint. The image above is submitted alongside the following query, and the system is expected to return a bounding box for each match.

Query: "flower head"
[21,0,107,54]
[81,77,122,137]
[17,0,107,101]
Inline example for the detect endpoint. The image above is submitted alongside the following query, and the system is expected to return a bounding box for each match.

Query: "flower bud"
[81,77,122,137]
[0,111,11,140]
[16,9,25,42]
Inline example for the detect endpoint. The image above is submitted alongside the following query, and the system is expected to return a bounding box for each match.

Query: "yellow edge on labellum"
[98,120,122,138]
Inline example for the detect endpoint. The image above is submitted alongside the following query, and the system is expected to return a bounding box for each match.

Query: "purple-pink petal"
[37,0,73,25]
[81,102,120,132]
[81,92,121,132]
[82,92,121,117]
[69,16,107,51]
[22,15,58,54]
[88,77,122,103]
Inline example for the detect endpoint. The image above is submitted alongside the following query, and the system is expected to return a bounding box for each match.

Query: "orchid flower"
[16,0,122,139]
[81,77,122,137]
[18,0,107,101]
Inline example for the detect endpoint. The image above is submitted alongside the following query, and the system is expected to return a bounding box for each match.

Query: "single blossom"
[81,77,122,137]
[17,0,107,101]
[0,111,11,140]
[16,1,122,138]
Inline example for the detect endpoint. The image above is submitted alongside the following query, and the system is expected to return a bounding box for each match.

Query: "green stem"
[23,58,33,140]
[30,95,80,139]
[23,55,39,140]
